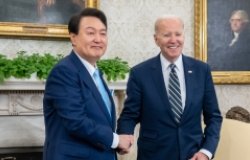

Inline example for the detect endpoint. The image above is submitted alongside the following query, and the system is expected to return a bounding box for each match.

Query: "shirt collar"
[233,32,239,39]
[74,51,96,76]
[160,53,183,72]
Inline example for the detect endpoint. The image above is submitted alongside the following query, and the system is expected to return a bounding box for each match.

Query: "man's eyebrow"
[230,18,242,20]
[85,26,95,30]
[85,26,107,31]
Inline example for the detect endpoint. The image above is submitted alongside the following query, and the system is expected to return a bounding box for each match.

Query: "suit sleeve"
[44,65,113,150]
[117,68,141,134]
[201,64,223,155]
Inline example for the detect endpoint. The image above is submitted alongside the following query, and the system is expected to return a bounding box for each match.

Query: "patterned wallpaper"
[101,0,194,65]
[0,0,249,114]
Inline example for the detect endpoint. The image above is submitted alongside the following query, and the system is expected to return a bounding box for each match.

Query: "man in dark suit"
[43,8,132,160]
[117,15,222,160]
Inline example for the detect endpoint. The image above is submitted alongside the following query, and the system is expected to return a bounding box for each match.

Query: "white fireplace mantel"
[0,80,127,90]
[0,80,127,150]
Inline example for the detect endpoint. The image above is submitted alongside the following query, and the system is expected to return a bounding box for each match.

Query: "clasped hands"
[117,134,134,155]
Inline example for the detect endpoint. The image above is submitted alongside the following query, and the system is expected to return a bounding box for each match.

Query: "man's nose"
[94,34,102,42]
[169,35,177,42]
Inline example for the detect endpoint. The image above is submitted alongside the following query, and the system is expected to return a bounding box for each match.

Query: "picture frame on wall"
[194,0,250,84]
[0,0,99,39]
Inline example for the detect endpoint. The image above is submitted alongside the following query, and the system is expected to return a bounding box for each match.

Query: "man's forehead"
[231,14,243,20]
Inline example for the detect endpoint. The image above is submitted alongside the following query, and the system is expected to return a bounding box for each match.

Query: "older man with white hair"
[229,10,249,47]
[117,14,222,160]
[208,9,250,71]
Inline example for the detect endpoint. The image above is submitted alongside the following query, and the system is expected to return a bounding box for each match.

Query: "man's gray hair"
[230,10,249,23]
[154,15,184,33]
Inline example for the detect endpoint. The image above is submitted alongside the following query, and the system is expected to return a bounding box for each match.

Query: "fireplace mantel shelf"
[0,80,127,90]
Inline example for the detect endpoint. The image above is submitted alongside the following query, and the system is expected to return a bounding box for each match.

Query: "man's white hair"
[230,10,249,23]
[154,15,184,33]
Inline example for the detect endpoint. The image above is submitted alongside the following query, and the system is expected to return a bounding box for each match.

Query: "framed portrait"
[0,0,99,39]
[195,0,250,84]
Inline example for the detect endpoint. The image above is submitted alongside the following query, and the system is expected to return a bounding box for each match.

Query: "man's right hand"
[117,134,134,155]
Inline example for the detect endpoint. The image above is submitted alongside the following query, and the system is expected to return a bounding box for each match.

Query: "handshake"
[117,134,134,155]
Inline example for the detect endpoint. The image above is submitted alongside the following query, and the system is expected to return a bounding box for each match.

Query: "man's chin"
[93,52,105,59]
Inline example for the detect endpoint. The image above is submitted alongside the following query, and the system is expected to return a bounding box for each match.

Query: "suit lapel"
[69,52,113,127]
[151,55,176,124]
[181,55,195,122]
[100,72,116,129]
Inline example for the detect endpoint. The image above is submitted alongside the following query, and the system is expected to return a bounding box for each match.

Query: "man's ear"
[70,33,77,46]
[154,34,159,46]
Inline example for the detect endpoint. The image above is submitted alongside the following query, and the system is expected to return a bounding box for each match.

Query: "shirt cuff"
[111,133,119,148]
[200,149,212,160]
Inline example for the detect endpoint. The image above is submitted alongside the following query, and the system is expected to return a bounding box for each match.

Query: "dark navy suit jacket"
[117,54,222,160]
[43,51,116,160]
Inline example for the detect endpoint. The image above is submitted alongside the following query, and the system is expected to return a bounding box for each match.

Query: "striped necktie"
[93,69,112,116]
[168,64,182,123]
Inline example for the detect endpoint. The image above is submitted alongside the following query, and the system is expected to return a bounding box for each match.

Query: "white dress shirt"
[160,54,186,110]
[229,32,239,47]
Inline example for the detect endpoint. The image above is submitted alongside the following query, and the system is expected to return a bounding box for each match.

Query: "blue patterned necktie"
[168,64,182,123]
[93,69,111,116]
